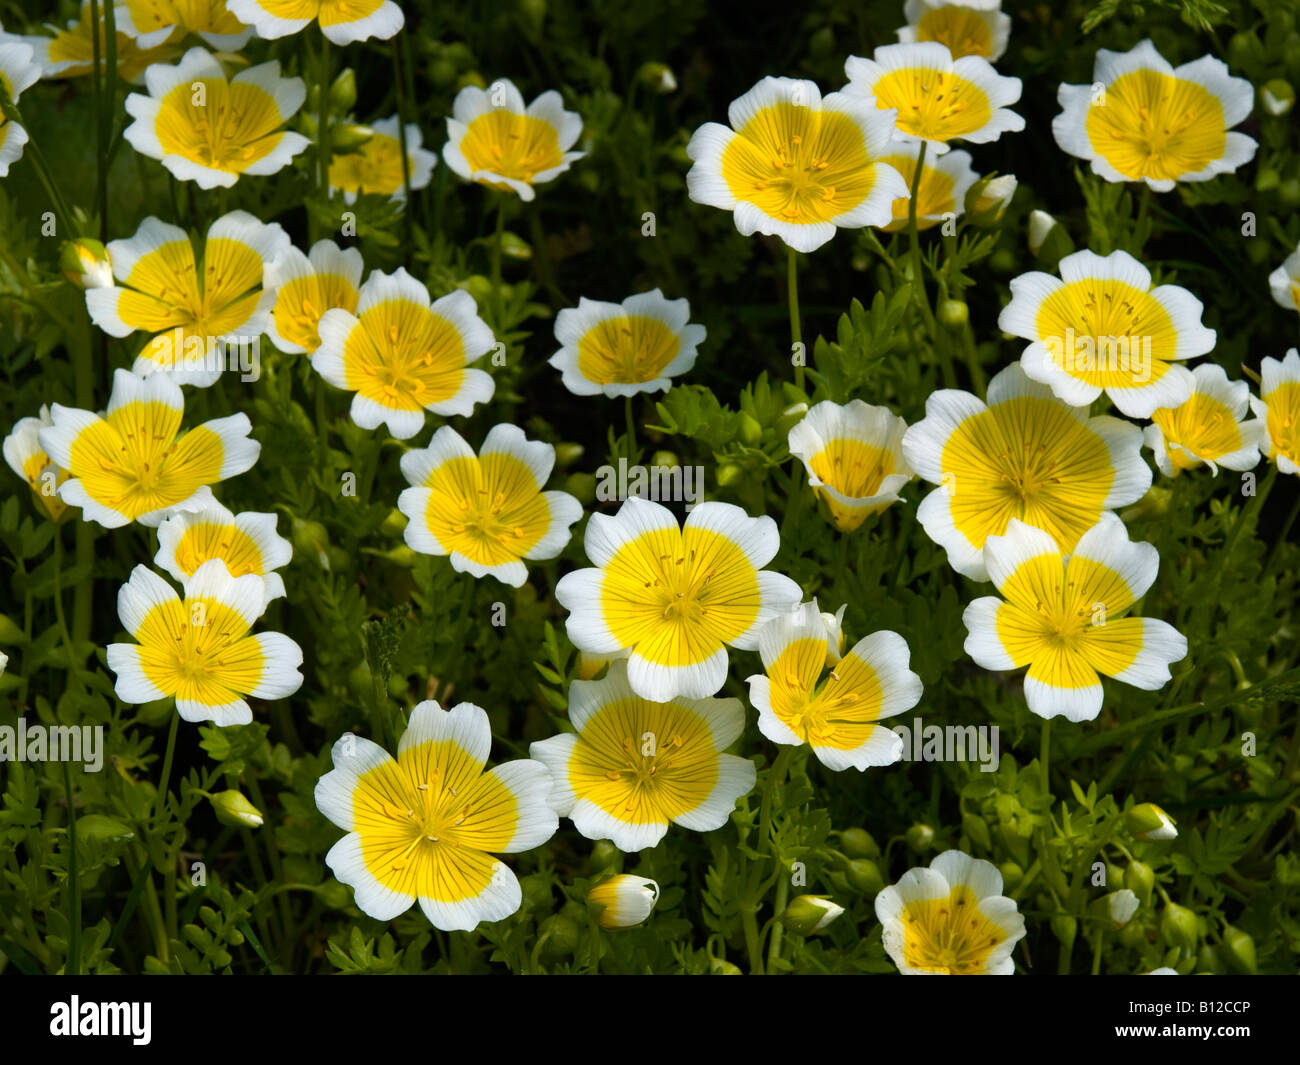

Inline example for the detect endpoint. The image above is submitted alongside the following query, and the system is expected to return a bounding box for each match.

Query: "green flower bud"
[710,958,743,975]
[998,860,1023,893]
[457,71,487,91]
[539,912,580,954]
[778,895,844,936]
[553,442,584,467]
[650,450,678,468]
[210,789,264,829]
[563,472,596,504]
[329,123,375,151]
[587,874,659,929]
[809,26,835,59]
[1028,209,1058,256]
[1160,902,1199,952]
[839,827,880,859]
[1279,177,1300,208]
[1256,166,1280,192]
[379,507,408,538]
[460,275,493,305]
[1197,943,1221,974]
[847,859,884,898]
[938,298,969,329]
[1119,920,1146,949]
[1126,802,1177,841]
[500,231,532,260]
[905,823,934,852]
[1051,914,1077,950]
[59,238,114,290]
[328,68,357,111]
[1261,78,1295,116]
[966,174,1017,225]
[738,412,763,447]
[1127,860,1155,908]
[75,814,134,842]
[636,61,677,94]
[715,462,742,486]
[1220,925,1256,974]
[519,872,553,913]
[320,880,351,909]
[1106,862,1125,889]
[589,839,622,875]
[291,517,331,570]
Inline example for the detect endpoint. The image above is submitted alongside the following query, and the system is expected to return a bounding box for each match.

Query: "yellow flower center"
[872,67,992,143]
[1265,382,1300,465]
[576,315,679,385]
[156,78,287,174]
[344,299,469,411]
[173,522,263,578]
[425,453,551,566]
[916,7,994,59]
[767,636,886,751]
[459,110,564,185]
[1151,393,1241,470]
[901,886,1006,974]
[135,597,264,703]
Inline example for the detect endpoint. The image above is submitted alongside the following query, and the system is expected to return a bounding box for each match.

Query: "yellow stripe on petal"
[879,151,956,231]
[257,0,320,17]
[1077,616,1144,678]
[204,236,266,314]
[1151,393,1242,468]
[1025,642,1101,692]
[916,7,994,59]
[992,601,1054,668]
[872,68,992,143]
[273,273,358,352]
[157,79,285,176]
[125,239,201,310]
[1264,381,1300,467]
[318,0,385,27]
[576,315,680,385]
[771,638,887,751]
[172,521,265,578]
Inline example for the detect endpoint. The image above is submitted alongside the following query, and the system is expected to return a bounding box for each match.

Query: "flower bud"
[328,68,357,111]
[839,827,879,859]
[636,61,677,94]
[379,507,407,539]
[1028,209,1058,255]
[589,839,622,876]
[1220,925,1256,974]
[587,874,659,930]
[563,471,596,504]
[998,860,1023,893]
[59,238,114,290]
[846,859,884,898]
[75,813,134,841]
[710,958,743,975]
[778,895,844,936]
[210,789,264,829]
[1197,943,1221,973]
[938,298,969,329]
[500,231,532,260]
[715,462,742,486]
[1160,902,1199,952]
[650,450,678,468]
[967,174,1017,225]
[1126,802,1177,841]
[519,872,553,912]
[291,517,331,570]
[553,442,584,467]
[538,912,580,954]
[738,412,762,446]
[1126,860,1155,908]
[1106,888,1140,928]
[330,123,375,151]
[1261,78,1295,116]
[1050,914,1077,950]
[905,823,934,852]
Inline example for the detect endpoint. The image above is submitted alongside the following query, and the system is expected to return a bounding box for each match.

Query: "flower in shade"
[155,496,292,608]
[1143,363,1261,477]
[529,660,756,852]
[311,267,495,439]
[896,0,1011,62]
[314,700,557,930]
[86,211,290,387]
[123,47,309,188]
[1269,243,1300,314]
[998,249,1215,419]
[962,514,1188,721]
[396,423,583,587]
[115,0,253,50]
[747,601,922,771]
[0,41,41,178]
[328,115,436,204]
[264,239,362,355]
[876,849,1026,974]
[226,0,403,46]
[901,364,1151,581]
[555,496,803,701]
[38,368,260,528]
[685,76,906,253]
[1249,348,1300,475]
[106,560,303,725]
[443,78,584,202]
[4,406,73,522]
[787,400,913,532]
[18,2,179,82]
[549,289,706,398]
[843,43,1024,152]
[587,875,660,929]
[1052,39,1256,191]
[1125,801,1178,841]
[875,142,978,231]
[780,895,845,935]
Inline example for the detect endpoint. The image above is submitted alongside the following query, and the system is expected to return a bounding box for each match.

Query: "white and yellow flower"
[1249,348,1300,475]
[155,497,292,608]
[901,363,1151,581]
[896,0,1011,62]
[1052,39,1256,191]
[1268,243,1300,314]
[123,47,309,188]
[587,875,660,930]
[443,78,584,202]
[226,0,403,46]
[876,141,978,231]
[0,41,41,179]
[555,496,803,702]
[876,849,1026,974]
[314,700,557,929]
[4,406,73,522]
[685,76,907,253]
[999,249,1215,418]
[843,43,1024,152]
[106,560,302,725]
[18,2,179,82]
[1143,363,1261,476]
[115,0,253,50]
[264,239,362,355]
[747,601,922,771]
[529,659,756,852]
[328,115,436,204]
[397,424,583,587]
[549,289,706,398]
[311,267,495,439]
[787,400,913,531]
[38,368,260,528]
[963,514,1188,721]
[87,211,289,387]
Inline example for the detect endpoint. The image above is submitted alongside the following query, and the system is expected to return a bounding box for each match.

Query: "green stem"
[757,746,793,972]
[63,761,81,975]
[89,0,104,231]
[906,141,951,386]
[153,714,180,834]
[741,906,764,976]
[624,394,637,460]
[392,36,414,264]
[787,245,803,393]
[0,101,79,237]
[492,197,506,333]
[317,34,330,197]
[1040,719,1051,794]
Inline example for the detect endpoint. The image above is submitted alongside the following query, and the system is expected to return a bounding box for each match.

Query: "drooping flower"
[587,875,660,929]
[1143,363,1261,477]
[396,423,583,587]
[226,0,403,46]
[314,700,557,930]
[896,0,1010,62]
[1249,348,1300,475]
[155,496,292,608]
[311,267,496,439]
[442,78,584,202]
[328,115,436,204]
[38,368,260,528]
[875,142,978,231]
[555,496,803,701]
[787,400,914,531]
[0,41,41,178]
[1052,39,1256,191]
[87,211,290,386]
[549,289,706,398]
[901,363,1151,581]
[115,0,253,50]
[685,76,907,253]
[962,514,1188,721]
[998,249,1215,418]
[123,47,310,188]
[1268,243,1300,314]
[843,43,1024,152]
[747,601,922,771]
[528,660,756,852]
[264,239,362,355]
[4,406,73,522]
[875,849,1026,974]
[106,560,303,726]
[18,1,179,82]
